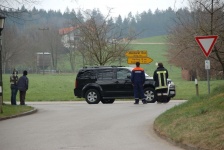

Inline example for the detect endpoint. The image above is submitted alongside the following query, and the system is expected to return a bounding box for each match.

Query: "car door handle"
[115,81,119,84]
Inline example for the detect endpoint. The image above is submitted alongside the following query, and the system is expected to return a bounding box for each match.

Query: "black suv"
[74,66,176,104]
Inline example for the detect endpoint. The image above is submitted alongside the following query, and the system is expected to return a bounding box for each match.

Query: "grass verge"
[0,104,34,119]
[154,84,224,150]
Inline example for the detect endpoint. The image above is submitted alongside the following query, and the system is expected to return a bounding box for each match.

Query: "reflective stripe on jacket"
[153,67,168,90]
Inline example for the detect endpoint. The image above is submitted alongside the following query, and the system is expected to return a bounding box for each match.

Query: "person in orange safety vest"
[131,62,147,104]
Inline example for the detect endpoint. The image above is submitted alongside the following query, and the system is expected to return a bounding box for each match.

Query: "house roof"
[59,26,77,35]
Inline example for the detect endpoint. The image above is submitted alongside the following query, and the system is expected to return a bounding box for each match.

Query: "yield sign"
[195,35,218,57]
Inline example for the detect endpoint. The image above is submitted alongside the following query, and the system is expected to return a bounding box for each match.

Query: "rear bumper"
[74,89,82,98]
[156,84,176,98]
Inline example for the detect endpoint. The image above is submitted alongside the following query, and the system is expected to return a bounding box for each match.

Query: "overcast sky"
[34,0,188,17]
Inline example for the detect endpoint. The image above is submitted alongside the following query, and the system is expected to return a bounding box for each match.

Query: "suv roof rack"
[83,66,125,69]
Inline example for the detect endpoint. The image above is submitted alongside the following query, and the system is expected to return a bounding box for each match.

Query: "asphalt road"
[0,101,185,150]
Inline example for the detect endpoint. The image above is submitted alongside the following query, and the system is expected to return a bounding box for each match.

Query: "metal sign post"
[195,35,218,94]
[205,59,210,94]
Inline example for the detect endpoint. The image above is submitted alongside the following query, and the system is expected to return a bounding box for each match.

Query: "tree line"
[1,0,224,80]
[0,5,179,73]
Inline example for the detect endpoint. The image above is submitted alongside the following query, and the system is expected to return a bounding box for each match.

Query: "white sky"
[35,0,188,18]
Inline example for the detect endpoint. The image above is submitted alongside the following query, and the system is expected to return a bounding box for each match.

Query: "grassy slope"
[154,85,224,150]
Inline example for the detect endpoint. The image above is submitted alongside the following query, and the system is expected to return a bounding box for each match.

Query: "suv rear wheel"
[144,88,156,103]
[85,89,101,104]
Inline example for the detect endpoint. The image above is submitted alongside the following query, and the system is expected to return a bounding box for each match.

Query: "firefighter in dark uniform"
[131,62,147,104]
[153,62,169,101]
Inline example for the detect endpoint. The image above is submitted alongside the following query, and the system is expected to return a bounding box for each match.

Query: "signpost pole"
[206,58,210,94]
[207,68,210,94]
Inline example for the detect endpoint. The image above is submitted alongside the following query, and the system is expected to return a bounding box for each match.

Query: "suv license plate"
[170,91,175,94]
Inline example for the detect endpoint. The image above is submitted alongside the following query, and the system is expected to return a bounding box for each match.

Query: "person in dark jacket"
[17,70,29,105]
[131,62,147,104]
[153,62,169,91]
[10,69,18,105]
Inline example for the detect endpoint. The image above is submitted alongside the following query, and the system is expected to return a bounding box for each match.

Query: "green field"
[3,74,76,101]
[129,36,224,100]
[2,35,224,102]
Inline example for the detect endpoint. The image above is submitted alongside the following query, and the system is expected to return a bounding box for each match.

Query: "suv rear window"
[78,70,96,79]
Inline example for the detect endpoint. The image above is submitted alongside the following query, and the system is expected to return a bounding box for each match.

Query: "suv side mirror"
[127,75,131,79]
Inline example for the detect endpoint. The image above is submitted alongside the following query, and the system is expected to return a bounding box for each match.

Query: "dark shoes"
[134,99,147,104]
[142,101,147,104]
[134,101,147,104]
[134,99,139,104]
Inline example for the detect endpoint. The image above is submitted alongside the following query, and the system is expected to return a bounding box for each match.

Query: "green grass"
[132,35,168,43]
[154,84,224,150]
[0,104,33,118]
[3,74,79,101]
[3,74,224,102]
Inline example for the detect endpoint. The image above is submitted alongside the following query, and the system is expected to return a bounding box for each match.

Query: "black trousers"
[19,91,26,105]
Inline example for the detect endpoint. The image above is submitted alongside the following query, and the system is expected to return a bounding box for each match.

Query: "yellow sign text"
[127,57,153,64]
[125,50,148,57]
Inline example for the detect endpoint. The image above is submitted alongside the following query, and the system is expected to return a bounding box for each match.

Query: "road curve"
[0,101,185,150]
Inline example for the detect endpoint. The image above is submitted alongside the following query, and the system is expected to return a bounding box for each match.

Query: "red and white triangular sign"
[195,35,218,57]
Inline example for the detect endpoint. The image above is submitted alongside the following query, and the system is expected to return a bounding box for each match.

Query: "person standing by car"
[153,62,169,96]
[10,69,18,105]
[17,70,29,105]
[131,62,147,104]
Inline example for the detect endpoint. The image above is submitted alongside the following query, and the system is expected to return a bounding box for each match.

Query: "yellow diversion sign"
[125,50,153,64]
[125,50,148,57]
[127,57,153,64]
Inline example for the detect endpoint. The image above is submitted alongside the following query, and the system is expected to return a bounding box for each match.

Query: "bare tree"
[47,27,64,71]
[2,24,31,73]
[167,0,224,79]
[72,9,136,66]
[65,31,77,72]
[0,0,42,74]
